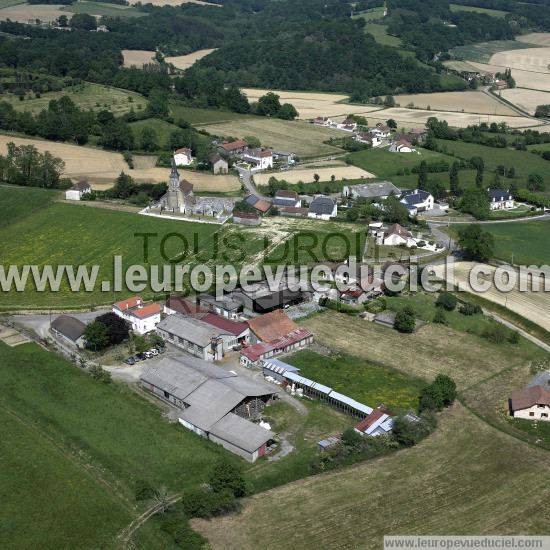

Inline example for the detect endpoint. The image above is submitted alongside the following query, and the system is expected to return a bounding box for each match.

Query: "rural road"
[236,166,267,198]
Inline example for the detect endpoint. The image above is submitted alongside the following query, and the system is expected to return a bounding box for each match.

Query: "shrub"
[209,458,247,497]
[419,374,457,413]
[459,303,482,316]
[181,488,240,519]
[482,324,518,345]
[88,364,111,384]
[530,358,550,375]
[95,312,130,345]
[392,414,435,447]
[436,292,457,311]
[394,306,415,333]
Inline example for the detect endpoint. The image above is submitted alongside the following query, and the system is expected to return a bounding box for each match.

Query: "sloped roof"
[219,139,248,152]
[384,223,412,238]
[200,313,249,337]
[275,189,299,199]
[157,314,231,347]
[175,147,192,155]
[71,179,91,191]
[510,385,550,411]
[51,315,86,342]
[309,195,336,215]
[179,180,194,195]
[347,181,400,198]
[210,413,274,452]
[114,296,141,311]
[165,296,203,315]
[246,309,299,342]
[355,409,387,433]
[131,303,161,319]
[488,188,512,201]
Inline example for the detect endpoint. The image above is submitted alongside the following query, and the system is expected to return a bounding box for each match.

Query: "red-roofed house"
[173,147,194,167]
[218,140,248,155]
[113,296,161,334]
[340,289,368,305]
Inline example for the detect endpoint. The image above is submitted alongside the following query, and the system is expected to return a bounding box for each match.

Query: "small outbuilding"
[65,180,92,201]
[50,315,86,348]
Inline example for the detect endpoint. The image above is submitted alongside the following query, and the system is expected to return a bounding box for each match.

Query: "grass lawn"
[0,405,132,549]
[352,6,385,22]
[302,310,546,391]
[0,185,59,228]
[392,168,480,191]
[364,23,402,47]
[130,117,181,149]
[450,40,535,63]
[286,349,424,413]
[193,404,550,548]
[347,146,455,179]
[482,219,550,265]
[436,139,550,180]
[1,82,147,116]
[450,3,508,17]
[63,0,145,17]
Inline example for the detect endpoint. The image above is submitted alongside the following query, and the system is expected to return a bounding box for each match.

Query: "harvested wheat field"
[193,405,550,550]
[199,118,346,158]
[0,3,66,22]
[491,47,550,74]
[432,261,550,332]
[500,88,550,115]
[165,48,217,71]
[393,90,516,115]
[470,61,550,92]
[121,50,156,69]
[516,33,550,46]
[0,135,239,191]
[242,88,384,120]
[376,107,540,128]
[254,165,374,185]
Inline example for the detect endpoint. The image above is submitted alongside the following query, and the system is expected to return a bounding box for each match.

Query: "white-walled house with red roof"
[173,147,194,167]
[112,296,162,335]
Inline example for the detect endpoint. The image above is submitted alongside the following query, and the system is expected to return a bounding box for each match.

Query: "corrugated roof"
[157,314,232,347]
[247,310,298,342]
[210,413,274,452]
[308,196,336,215]
[200,313,249,337]
[329,391,373,416]
[263,358,300,375]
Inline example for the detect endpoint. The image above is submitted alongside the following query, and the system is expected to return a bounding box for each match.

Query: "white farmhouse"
[377,223,417,247]
[243,148,274,171]
[400,189,434,216]
[112,296,162,335]
[308,195,337,220]
[65,180,92,201]
[354,132,382,147]
[389,139,415,153]
[510,385,550,421]
[173,147,194,167]
[488,188,515,210]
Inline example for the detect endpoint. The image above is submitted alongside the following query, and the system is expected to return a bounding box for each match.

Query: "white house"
[243,148,274,170]
[389,139,415,153]
[313,116,333,126]
[400,189,434,216]
[112,296,162,335]
[308,195,337,220]
[510,385,550,421]
[337,117,357,131]
[173,147,194,167]
[354,132,382,147]
[370,123,391,139]
[488,188,515,210]
[377,223,417,247]
[65,180,92,201]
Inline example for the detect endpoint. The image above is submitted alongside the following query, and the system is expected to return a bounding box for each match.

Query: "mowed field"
[254,165,374,185]
[431,261,550,332]
[450,40,535,64]
[0,135,239,190]
[198,118,346,158]
[122,49,156,69]
[0,82,147,116]
[241,88,384,120]
[63,0,145,17]
[491,47,550,74]
[165,48,217,70]
[193,404,550,549]
[517,32,550,46]
[471,61,550,92]
[393,90,517,115]
[499,88,550,115]
[0,3,66,22]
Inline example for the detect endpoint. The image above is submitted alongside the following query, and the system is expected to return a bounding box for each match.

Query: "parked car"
[149,348,159,356]
[124,356,136,365]
[135,353,146,361]
[143,351,153,359]
[157,346,166,354]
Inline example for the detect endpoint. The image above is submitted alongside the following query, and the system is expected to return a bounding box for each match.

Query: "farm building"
[231,280,310,315]
[280,206,309,218]
[233,212,261,226]
[262,357,300,382]
[371,124,391,138]
[50,315,86,348]
[197,294,243,319]
[112,296,161,335]
[173,147,194,167]
[156,314,238,361]
[198,313,250,346]
[272,150,296,165]
[65,180,92,201]
[342,181,400,200]
[164,295,204,316]
[210,154,228,174]
[245,194,272,213]
[374,311,396,328]
[246,309,303,343]
[140,356,277,461]
[488,189,515,210]
[354,408,394,437]
[509,385,550,422]
[273,189,301,208]
[308,195,337,220]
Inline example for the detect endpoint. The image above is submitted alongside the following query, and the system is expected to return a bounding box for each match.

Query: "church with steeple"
[159,160,194,212]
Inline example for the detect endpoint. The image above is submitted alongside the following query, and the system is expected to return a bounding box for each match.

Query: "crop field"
[0,82,147,116]
[241,88,384,120]
[364,23,401,47]
[499,88,550,115]
[301,311,543,391]
[470,61,550,92]
[450,3,507,17]
[431,261,550,332]
[0,185,58,228]
[347,146,454,178]
[64,0,145,17]
[435,138,550,180]
[0,135,239,190]
[393,90,516,115]
[517,33,550,46]
[165,48,217,71]
[0,3,66,22]
[379,106,538,129]
[450,40,535,64]
[193,404,550,549]
[254,165,374,186]
[121,49,156,69]
[491,47,550,74]
[287,350,424,413]
[199,118,346,158]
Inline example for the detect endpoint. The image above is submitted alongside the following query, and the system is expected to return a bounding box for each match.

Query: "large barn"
[140,356,278,461]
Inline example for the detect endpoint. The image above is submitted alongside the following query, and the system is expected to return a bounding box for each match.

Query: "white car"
[149,348,159,356]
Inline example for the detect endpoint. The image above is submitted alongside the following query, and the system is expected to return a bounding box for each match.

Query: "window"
[542,413,548,418]
[529,412,535,417]
[163,391,169,399]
